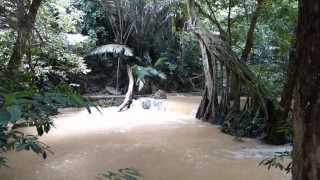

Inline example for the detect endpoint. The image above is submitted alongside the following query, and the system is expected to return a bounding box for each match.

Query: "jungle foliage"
[0,0,300,172]
[76,0,203,93]
[0,0,93,167]
[185,0,297,144]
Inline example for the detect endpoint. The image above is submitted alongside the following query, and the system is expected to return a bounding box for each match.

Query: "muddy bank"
[0,96,290,180]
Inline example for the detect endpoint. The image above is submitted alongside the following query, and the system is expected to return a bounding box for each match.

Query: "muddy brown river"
[0,96,290,180]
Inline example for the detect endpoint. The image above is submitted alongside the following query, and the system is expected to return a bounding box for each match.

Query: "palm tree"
[87,0,175,111]
[87,43,166,111]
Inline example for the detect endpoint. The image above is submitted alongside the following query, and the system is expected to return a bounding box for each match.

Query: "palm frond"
[88,44,134,57]
[134,66,166,80]
[133,65,166,91]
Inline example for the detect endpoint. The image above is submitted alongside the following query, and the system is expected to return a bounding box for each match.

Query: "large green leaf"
[134,66,166,80]
[7,105,22,123]
[88,44,134,57]
[0,109,11,125]
[133,66,166,91]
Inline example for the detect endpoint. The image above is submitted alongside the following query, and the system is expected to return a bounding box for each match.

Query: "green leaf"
[0,109,11,125]
[0,157,8,168]
[7,105,22,122]
[36,126,44,136]
[4,95,14,106]
[30,143,42,154]
[15,144,27,152]
[134,66,167,81]
[154,57,168,67]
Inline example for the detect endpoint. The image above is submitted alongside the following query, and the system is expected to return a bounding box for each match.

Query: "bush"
[221,110,265,138]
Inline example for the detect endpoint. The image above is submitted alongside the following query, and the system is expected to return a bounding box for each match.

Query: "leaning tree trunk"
[118,65,135,112]
[196,40,217,122]
[187,0,217,122]
[292,0,320,179]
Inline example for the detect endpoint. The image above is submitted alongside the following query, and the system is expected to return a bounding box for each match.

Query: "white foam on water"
[50,98,198,137]
[229,145,292,159]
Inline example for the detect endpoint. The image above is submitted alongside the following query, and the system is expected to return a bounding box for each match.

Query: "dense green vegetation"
[0,0,319,179]
[0,0,93,167]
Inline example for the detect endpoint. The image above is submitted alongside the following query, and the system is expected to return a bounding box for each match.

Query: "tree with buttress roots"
[186,0,290,145]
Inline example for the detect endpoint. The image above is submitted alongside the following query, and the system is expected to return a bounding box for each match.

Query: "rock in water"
[152,90,167,99]
[142,99,152,109]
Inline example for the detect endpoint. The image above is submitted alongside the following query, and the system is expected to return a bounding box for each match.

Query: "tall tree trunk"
[230,74,241,112]
[7,0,42,71]
[278,40,297,122]
[241,0,264,61]
[7,31,29,70]
[292,0,320,179]
[225,67,231,114]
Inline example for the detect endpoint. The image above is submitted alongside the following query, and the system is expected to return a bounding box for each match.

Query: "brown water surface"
[0,96,290,180]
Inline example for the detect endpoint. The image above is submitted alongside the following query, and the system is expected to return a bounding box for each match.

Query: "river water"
[0,96,290,180]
